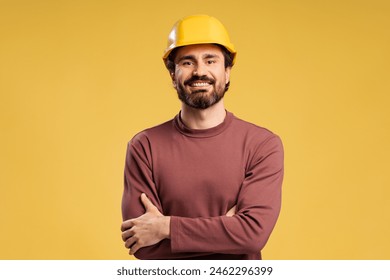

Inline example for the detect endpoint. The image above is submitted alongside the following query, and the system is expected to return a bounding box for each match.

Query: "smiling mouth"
[185,76,215,88]
[190,82,212,87]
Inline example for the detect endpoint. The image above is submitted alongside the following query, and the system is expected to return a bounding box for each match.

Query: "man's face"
[171,44,231,109]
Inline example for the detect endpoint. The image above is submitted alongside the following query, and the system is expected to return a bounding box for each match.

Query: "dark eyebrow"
[203,53,220,59]
[177,55,195,63]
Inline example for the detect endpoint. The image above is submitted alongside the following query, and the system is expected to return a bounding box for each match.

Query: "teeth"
[192,82,209,87]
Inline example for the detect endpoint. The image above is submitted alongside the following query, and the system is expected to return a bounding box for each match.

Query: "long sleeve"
[122,133,212,259]
[122,134,171,259]
[122,113,284,259]
[170,135,284,255]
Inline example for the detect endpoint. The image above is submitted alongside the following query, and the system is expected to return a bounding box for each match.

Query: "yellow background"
[1,0,389,259]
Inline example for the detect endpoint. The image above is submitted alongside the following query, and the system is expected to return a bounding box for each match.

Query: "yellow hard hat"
[163,15,237,66]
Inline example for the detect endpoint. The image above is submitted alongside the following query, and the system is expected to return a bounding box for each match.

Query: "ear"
[170,71,176,88]
[225,67,231,85]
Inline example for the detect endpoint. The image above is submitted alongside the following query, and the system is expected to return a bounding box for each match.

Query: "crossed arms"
[121,133,284,259]
[121,192,276,258]
[121,194,236,255]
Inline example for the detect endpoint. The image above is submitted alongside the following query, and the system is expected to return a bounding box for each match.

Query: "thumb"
[140,193,157,212]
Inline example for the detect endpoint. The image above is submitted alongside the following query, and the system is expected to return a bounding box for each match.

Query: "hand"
[121,193,171,255]
[226,205,237,217]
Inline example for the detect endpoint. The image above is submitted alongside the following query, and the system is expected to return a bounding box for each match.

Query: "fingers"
[121,219,134,232]
[129,243,142,255]
[121,227,134,242]
[226,205,237,217]
[125,235,139,255]
[129,238,148,255]
[125,235,137,249]
[122,193,160,255]
[125,234,142,255]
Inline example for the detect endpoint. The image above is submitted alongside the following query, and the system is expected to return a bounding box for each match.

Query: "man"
[121,15,284,260]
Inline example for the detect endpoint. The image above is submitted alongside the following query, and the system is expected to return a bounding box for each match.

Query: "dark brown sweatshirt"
[122,111,284,259]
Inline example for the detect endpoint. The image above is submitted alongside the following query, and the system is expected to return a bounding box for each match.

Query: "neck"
[180,100,226,129]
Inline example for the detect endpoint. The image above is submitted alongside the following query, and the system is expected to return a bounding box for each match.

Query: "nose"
[193,62,207,76]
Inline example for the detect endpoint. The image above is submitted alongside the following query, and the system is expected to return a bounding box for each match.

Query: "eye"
[181,60,193,66]
[207,60,216,64]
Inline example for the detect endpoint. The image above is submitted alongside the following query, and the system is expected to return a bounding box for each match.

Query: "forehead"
[175,44,223,59]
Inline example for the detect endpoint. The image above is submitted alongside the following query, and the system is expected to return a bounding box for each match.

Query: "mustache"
[184,75,215,86]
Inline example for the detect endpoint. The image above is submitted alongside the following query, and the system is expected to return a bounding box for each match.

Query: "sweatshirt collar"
[174,110,234,138]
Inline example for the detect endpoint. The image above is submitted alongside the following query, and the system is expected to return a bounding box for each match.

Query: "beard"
[176,75,228,109]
